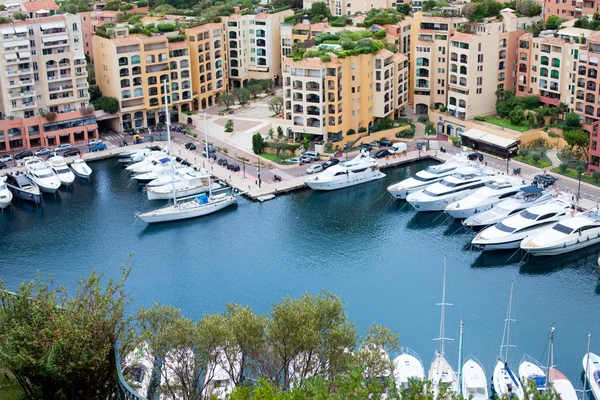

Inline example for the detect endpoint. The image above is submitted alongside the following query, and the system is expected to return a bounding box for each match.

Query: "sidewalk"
[545,149,561,167]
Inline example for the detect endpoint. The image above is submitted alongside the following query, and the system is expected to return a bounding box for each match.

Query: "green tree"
[218,93,235,110]
[509,106,525,126]
[559,162,568,173]
[518,148,529,158]
[397,3,410,14]
[563,112,582,130]
[530,151,541,164]
[103,0,120,10]
[225,119,234,133]
[12,12,27,20]
[268,96,283,116]
[248,84,262,99]
[89,84,102,102]
[564,129,590,162]
[66,3,79,13]
[422,0,437,11]
[516,0,542,16]
[592,170,600,183]
[310,1,330,18]
[0,264,136,400]
[252,132,263,154]
[93,96,119,114]
[234,88,251,105]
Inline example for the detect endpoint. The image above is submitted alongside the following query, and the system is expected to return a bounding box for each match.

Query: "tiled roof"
[376,48,394,58]
[310,22,329,31]
[394,53,408,62]
[21,0,59,12]
[414,40,432,47]
[254,12,269,20]
[451,33,476,42]
[140,36,167,43]
[113,36,139,45]
[293,23,310,30]
[0,15,64,27]
[421,16,451,22]
[284,57,324,68]
[540,37,566,45]
[589,31,600,43]
[168,41,188,49]
[519,32,532,41]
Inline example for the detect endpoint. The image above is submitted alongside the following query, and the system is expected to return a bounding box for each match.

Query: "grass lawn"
[0,374,24,400]
[513,146,552,168]
[259,153,293,165]
[551,167,600,186]
[480,116,530,132]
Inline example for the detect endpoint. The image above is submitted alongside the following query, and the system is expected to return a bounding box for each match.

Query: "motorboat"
[492,282,524,400]
[462,357,488,400]
[547,327,577,400]
[406,166,496,212]
[23,157,61,193]
[123,342,156,398]
[126,154,174,175]
[5,171,41,204]
[146,169,218,200]
[138,193,237,223]
[48,156,75,187]
[304,151,385,191]
[519,355,547,395]
[387,154,470,199]
[582,352,600,400]
[0,177,13,209]
[132,162,186,186]
[70,159,92,179]
[463,186,554,230]
[393,348,425,390]
[521,208,600,256]
[471,197,572,251]
[428,258,459,398]
[202,351,237,399]
[444,178,526,219]
[118,148,153,164]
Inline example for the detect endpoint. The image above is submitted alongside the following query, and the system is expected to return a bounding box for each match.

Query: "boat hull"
[0,191,12,209]
[34,182,59,194]
[306,171,385,191]
[408,191,472,212]
[522,235,600,256]
[492,360,524,400]
[7,185,41,204]
[387,184,427,200]
[146,183,218,200]
[462,359,488,400]
[446,204,494,219]
[139,196,237,223]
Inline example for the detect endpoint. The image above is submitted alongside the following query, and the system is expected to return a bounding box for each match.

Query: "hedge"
[474,116,486,121]
[262,142,301,151]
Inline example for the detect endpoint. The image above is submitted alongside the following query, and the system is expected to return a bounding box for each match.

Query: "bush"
[592,171,600,183]
[373,30,386,39]
[358,127,367,133]
[474,116,486,122]
[136,0,148,6]
[224,119,234,132]
[45,111,57,121]
[252,132,263,154]
[12,12,27,20]
[530,151,541,164]
[548,132,560,138]
[168,35,185,42]
[450,136,461,147]
[120,3,133,10]
[518,148,529,157]
[417,115,429,123]
[347,129,356,135]
[156,23,177,33]
[558,162,568,173]
[325,142,333,151]
[93,96,119,114]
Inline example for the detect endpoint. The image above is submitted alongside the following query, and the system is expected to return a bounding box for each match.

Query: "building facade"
[543,0,598,19]
[303,0,400,16]
[79,10,117,61]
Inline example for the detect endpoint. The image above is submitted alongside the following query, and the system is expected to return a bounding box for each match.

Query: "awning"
[18,51,31,58]
[0,27,15,35]
[3,39,28,48]
[41,34,68,43]
[460,128,519,154]
[40,22,65,30]
[14,26,27,33]
[521,185,544,194]
[74,54,85,59]
[4,53,17,60]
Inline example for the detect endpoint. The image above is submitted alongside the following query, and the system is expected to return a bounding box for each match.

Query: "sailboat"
[492,281,524,400]
[582,333,600,400]
[137,89,237,224]
[460,322,489,400]
[519,354,547,395]
[428,258,459,398]
[545,327,577,400]
[393,348,425,390]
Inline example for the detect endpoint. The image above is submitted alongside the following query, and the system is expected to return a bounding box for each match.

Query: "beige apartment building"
[79,10,117,60]
[0,14,97,151]
[93,26,194,130]
[276,48,408,142]
[410,10,539,124]
[303,0,401,16]
[543,0,599,19]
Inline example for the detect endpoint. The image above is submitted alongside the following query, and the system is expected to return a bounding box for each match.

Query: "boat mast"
[458,320,464,389]
[499,281,516,362]
[545,326,554,391]
[163,79,176,206]
[434,257,453,356]
[203,112,212,198]
[582,333,592,400]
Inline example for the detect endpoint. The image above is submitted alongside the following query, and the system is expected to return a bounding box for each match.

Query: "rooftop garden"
[462,0,541,22]
[287,30,392,61]
[573,12,600,30]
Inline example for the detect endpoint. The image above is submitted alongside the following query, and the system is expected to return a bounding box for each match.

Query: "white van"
[389,142,407,154]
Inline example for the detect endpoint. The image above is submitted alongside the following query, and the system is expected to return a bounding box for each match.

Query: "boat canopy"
[533,376,547,388]
[521,186,544,194]
[158,157,170,164]
[196,194,208,204]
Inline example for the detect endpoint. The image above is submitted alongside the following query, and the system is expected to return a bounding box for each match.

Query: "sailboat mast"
[583,333,592,400]
[546,326,554,391]
[439,258,447,356]
[163,79,176,206]
[203,112,212,198]
[458,320,464,389]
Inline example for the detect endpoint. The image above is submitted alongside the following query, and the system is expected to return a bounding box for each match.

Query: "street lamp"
[577,165,585,202]
[257,156,261,188]
[242,158,245,178]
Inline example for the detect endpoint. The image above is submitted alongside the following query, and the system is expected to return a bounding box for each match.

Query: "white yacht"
[519,355,547,395]
[23,157,61,193]
[305,151,385,191]
[132,160,182,185]
[118,148,153,164]
[139,192,237,223]
[146,169,218,200]
[48,156,75,187]
[406,167,496,212]
[393,348,425,390]
[582,352,600,400]
[462,357,488,400]
[0,176,13,209]
[471,197,572,251]
[126,153,173,175]
[463,186,553,230]
[5,171,41,204]
[387,154,470,199]
[521,208,600,256]
[70,159,92,180]
[444,178,526,219]
[547,328,577,400]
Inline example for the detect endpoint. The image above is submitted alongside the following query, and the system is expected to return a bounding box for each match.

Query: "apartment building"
[93,26,194,130]
[277,48,409,142]
[544,0,599,19]
[0,14,97,152]
[410,10,538,121]
[79,10,117,60]
[303,0,400,16]
[223,10,293,88]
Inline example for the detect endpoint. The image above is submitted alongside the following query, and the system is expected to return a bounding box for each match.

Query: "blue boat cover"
[521,186,544,194]
[505,363,520,388]
[533,376,546,388]
[159,157,170,163]
[196,194,208,204]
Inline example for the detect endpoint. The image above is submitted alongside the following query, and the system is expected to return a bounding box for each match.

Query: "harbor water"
[0,158,599,384]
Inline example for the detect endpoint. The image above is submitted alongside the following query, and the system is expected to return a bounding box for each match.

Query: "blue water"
[1,158,599,385]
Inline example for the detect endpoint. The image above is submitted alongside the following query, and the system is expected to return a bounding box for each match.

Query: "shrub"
[224,119,234,132]
[168,35,185,42]
[45,111,57,121]
[373,30,386,39]
[120,4,133,11]
[592,171,600,183]
[325,142,333,151]
[474,116,486,122]
[548,132,560,138]
[518,148,529,157]
[558,162,568,173]
[136,0,148,6]
[358,127,367,133]
[450,136,461,147]
[530,151,541,164]
[156,23,177,33]
[12,12,27,20]
[417,115,429,123]
[347,129,356,135]
[252,132,263,154]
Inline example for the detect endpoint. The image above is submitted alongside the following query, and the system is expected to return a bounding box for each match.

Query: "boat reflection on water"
[471,251,521,269]
[406,211,452,231]
[520,243,600,275]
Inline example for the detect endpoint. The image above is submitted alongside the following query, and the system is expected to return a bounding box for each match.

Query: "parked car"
[379,139,392,147]
[389,142,407,154]
[286,157,302,164]
[300,151,320,161]
[63,148,81,157]
[205,145,216,153]
[184,142,197,150]
[202,150,217,160]
[321,158,340,170]
[467,152,484,162]
[374,149,390,159]
[306,164,323,174]
[218,158,228,166]
[356,143,372,152]
[35,148,51,156]
[0,161,6,170]
[90,143,107,152]
[227,162,240,171]
[533,174,557,186]
[14,150,33,160]
[0,154,12,162]
[88,139,103,147]
[54,144,72,153]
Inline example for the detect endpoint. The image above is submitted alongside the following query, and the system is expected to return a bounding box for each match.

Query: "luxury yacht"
[126,154,174,175]
[146,169,217,200]
[118,148,153,164]
[521,208,600,256]
[5,171,41,204]
[305,151,385,191]
[70,159,92,179]
[471,197,572,251]
[23,157,61,193]
[132,161,183,185]
[48,156,75,187]
[445,178,526,219]
[406,166,496,212]
[387,154,470,199]
[138,192,237,223]
[0,176,13,209]
[463,186,553,230]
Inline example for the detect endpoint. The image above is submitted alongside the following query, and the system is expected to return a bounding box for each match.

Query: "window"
[477,54,483,63]
[73,23,78,31]
[476,88,482,94]
[477,77,483,85]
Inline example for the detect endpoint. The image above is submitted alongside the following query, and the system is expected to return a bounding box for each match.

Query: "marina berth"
[406,166,496,212]
[444,178,526,219]
[70,159,93,180]
[471,197,572,251]
[5,171,41,205]
[48,156,75,187]
[23,157,61,194]
[304,151,385,191]
[0,176,13,209]
[462,186,554,230]
[387,153,471,199]
[520,208,600,256]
